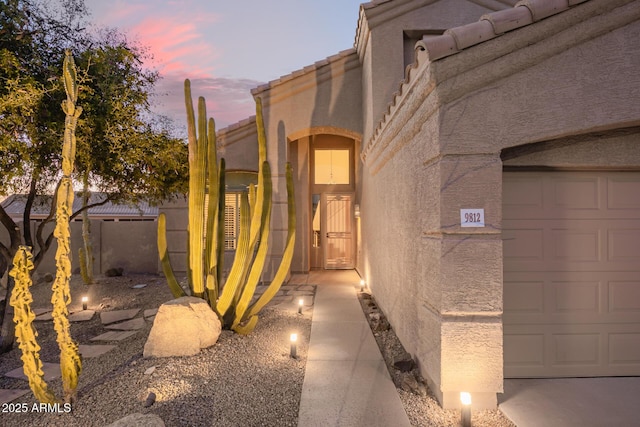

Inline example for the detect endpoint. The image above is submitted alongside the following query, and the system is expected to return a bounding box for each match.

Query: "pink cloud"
[92,1,220,78]
[130,17,218,77]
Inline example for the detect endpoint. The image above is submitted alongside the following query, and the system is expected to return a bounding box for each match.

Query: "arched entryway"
[288,128,361,273]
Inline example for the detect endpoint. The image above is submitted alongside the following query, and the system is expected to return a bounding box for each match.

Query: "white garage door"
[503,171,640,378]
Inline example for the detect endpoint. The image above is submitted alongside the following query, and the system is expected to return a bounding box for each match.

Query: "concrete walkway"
[297,270,410,427]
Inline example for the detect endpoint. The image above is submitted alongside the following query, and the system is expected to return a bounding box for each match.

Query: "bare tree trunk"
[80,172,94,284]
[0,205,21,353]
[0,275,16,353]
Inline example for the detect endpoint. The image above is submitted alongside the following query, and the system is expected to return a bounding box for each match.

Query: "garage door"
[503,171,640,378]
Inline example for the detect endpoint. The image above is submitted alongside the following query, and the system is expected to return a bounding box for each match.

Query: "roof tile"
[446,19,497,51]
[421,0,580,61]
[481,6,533,34]
[516,0,569,22]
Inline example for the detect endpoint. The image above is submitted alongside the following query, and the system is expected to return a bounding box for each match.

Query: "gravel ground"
[0,274,310,426]
[0,273,515,426]
[358,292,515,427]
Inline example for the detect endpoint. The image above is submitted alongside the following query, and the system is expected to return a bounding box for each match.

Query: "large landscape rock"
[143,296,221,358]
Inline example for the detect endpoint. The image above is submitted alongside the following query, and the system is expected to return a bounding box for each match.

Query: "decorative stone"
[0,389,30,404]
[143,392,156,407]
[105,267,124,277]
[143,308,158,318]
[398,372,421,394]
[105,413,165,427]
[105,317,146,331]
[69,310,95,322]
[5,362,60,381]
[91,330,138,342]
[143,296,221,358]
[32,308,52,316]
[78,344,116,358]
[34,312,53,321]
[393,354,415,372]
[101,309,140,325]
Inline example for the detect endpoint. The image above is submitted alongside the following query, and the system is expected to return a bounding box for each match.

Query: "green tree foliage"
[0,0,188,351]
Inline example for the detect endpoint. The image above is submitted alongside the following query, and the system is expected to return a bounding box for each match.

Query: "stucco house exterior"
[162,0,640,409]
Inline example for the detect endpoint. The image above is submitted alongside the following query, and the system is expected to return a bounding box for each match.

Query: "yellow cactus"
[9,247,58,404]
[158,82,297,334]
[50,50,82,403]
[6,50,83,405]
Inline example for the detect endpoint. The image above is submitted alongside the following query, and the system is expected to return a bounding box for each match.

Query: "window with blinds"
[224,193,241,250]
[203,192,241,250]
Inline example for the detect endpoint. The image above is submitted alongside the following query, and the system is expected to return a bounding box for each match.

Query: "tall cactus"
[8,50,82,404]
[51,49,83,403]
[158,79,296,334]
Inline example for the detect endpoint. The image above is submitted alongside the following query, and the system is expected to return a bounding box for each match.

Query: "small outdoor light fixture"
[359,279,366,292]
[81,296,89,311]
[290,333,298,359]
[298,298,303,315]
[460,392,472,427]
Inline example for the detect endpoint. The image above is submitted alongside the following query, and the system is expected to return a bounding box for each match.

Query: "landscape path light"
[81,296,88,310]
[298,298,303,315]
[290,333,298,358]
[460,391,472,427]
[359,279,365,292]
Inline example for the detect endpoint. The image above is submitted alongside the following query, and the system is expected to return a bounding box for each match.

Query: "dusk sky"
[84,0,364,133]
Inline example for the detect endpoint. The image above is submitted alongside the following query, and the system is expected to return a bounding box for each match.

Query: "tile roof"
[249,49,357,97]
[1,193,158,218]
[420,0,590,61]
[216,115,256,138]
[365,0,593,152]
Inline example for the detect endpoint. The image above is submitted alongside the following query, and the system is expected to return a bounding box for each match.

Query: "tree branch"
[22,175,38,248]
[33,193,117,269]
[0,204,20,279]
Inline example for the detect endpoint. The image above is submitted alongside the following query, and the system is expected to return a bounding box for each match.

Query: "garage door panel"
[608,176,640,210]
[503,227,544,261]
[505,324,640,377]
[609,281,640,313]
[553,333,600,365]
[608,229,640,262]
[551,228,601,261]
[609,333,640,365]
[505,274,640,325]
[554,281,599,313]
[503,333,545,367]
[505,223,639,271]
[504,281,544,314]
[503,175,544,212]
[550,175,601,211]
[503,171,640,378]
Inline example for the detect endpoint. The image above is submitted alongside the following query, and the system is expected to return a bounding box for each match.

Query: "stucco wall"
[217,118,259,172]
[0,219,158,277]
[358,0,508,142]
[361,0,640,410]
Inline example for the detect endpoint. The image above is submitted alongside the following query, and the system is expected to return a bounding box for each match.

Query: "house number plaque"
[460,209,485,227]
